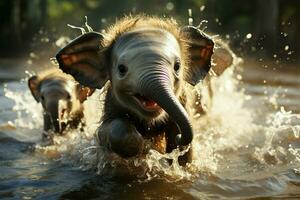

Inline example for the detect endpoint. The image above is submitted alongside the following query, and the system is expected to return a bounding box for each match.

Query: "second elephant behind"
[28,68,94,138]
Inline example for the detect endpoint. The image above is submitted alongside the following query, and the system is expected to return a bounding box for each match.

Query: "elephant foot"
[98,119,144,158]
[178,146,193,166]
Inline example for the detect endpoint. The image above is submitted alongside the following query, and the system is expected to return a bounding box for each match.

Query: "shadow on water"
[0,131,35,160]
[60,177,194,200]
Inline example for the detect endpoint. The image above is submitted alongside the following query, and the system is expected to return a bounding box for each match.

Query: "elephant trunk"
[138,70,193,146]
[46,100,61,133]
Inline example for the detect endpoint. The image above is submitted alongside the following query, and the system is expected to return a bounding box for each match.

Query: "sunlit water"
[0,59,300,200]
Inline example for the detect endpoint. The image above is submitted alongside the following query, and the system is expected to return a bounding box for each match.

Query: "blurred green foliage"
[0,0,299,62]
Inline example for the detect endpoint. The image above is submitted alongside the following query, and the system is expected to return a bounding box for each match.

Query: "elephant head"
[55,17,214,147]
[28,70,94,134]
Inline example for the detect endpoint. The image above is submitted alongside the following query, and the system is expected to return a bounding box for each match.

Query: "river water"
[0,58,299,200]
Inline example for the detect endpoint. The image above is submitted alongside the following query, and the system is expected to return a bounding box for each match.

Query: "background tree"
[0,0,299,63]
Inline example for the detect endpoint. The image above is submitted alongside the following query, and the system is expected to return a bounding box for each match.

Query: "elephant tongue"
[136,94,160,110]
[60,109,66,120]
[145,100,158,109]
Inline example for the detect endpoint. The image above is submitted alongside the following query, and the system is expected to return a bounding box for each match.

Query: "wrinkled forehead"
[113,28,181,60]
[40,78,74,94]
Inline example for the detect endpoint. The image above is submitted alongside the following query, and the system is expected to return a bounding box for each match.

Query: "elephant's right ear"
[28,75,40,102]
[211,41,234,76]
[181,26,214,86]
[56,32,108,89]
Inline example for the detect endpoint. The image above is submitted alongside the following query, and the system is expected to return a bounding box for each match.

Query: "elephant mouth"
[60,108,66,120]
[133,94,162,112]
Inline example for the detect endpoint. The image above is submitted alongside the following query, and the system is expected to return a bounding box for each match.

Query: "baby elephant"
[55,16,232,165]
[28,69,94,137]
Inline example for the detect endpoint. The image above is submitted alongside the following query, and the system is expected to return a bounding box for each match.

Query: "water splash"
[67,16,94,35]
[2,81,43,141]
[188,9,193,26]
[3,61,300,186]
[253,107,300,167]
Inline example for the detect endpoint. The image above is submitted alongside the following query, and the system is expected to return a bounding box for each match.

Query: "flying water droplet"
[200,5,205,12]
[50,57,59,65]
[67,24,86,35]
[85,16,93,32]
[188,9,193,25]
[284,45,289,51]
[166,2,174,11]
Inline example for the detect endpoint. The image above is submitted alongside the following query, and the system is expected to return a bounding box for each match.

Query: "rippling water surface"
[0,59,299,200]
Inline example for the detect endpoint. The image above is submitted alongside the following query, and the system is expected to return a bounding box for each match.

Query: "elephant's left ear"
[28,75,41,102]
[55,32,108,89]
[181,26,214,86]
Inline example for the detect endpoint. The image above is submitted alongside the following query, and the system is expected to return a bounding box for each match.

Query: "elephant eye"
[118,64,128,77]
[41,95,45,101]
[174,61,180,74]
[67,94,71,100]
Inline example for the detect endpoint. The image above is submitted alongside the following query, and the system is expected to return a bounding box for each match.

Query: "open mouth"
[60,108,66,120]
[133,94,161,112]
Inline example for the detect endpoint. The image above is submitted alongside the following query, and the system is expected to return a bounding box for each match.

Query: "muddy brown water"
[0,59,299,200]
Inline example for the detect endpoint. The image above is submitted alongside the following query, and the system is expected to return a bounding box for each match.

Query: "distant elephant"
[28,69,94,137]
[55,16,233,165]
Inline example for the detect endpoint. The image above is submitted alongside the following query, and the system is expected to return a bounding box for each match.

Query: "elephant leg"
[97,118,144,158]
[178,145,193,166]
[42,113,53,140]
[165,122,193,166]
[41,113,56,143]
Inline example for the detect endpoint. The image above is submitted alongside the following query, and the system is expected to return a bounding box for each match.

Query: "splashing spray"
[188,9,193,26]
